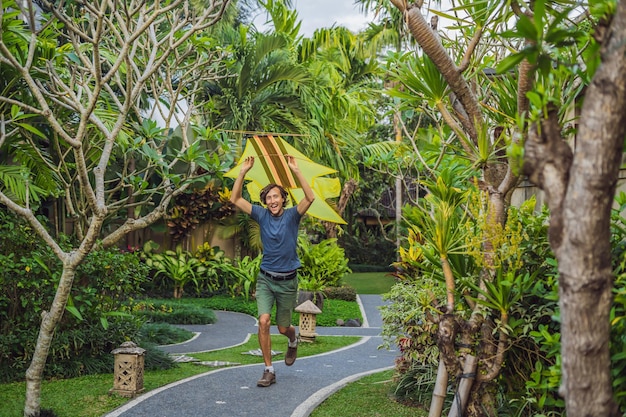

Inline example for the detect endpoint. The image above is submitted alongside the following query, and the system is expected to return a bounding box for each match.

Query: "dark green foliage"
[392,362,444,408]
[131,301,217,324]
[610,192,626,413]
[138,323,195,345]
[340,231,396,267]
[29,409,58,417]
[0,208,151,383]
[323,286,357,301]
[141,343,177,371]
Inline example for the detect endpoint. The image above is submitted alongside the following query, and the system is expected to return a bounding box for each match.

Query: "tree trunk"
[448,354,477,417]
[323,178,357,238]
[24,264,77,417]
[428,359,448,417]
[522,2,626,415]
[556,12,626,411]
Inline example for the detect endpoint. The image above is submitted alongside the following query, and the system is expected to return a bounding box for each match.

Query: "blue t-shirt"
[251,205,302,272]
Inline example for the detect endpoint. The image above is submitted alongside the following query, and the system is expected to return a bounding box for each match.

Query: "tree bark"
[522,2,626,415]
[23,245,98,416]
[323,178,357,238]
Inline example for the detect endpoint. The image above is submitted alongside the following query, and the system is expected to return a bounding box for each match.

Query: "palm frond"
[359,141,409,159]
[0,164,47,206]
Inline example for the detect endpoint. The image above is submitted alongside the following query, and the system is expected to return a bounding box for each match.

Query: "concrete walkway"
[103,294,397,417]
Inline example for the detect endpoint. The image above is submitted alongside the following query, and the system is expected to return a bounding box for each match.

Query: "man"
[230,155,315,387]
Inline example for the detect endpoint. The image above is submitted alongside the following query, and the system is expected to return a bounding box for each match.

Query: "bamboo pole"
[428,358,449,417]
[448,354,478,417]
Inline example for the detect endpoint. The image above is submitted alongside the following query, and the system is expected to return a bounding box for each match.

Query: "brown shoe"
[257,370,276,387]
[285,338,298,366]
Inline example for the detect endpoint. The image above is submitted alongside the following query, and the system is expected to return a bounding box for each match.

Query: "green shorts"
[256,272,298,328]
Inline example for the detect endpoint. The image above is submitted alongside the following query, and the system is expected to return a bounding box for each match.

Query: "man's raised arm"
[230,156,254,215]
[286,155,315,215]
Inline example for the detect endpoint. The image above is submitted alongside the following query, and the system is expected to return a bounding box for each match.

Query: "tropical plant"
[167,182,236,242]
[143,243,206,299]
[356,1,626,415]
[214,253,262,300]
[202,20,311,151]
[0,208,149,384]
[297,236,352,292]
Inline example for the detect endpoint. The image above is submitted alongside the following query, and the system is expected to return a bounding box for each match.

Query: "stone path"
[103,294,396,417]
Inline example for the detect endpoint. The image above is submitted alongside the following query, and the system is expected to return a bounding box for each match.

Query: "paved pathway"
[103,294,397,417]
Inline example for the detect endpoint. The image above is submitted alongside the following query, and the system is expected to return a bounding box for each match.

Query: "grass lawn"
[341,272,396,294]
[310,369,427,417]
[142,295,363,327]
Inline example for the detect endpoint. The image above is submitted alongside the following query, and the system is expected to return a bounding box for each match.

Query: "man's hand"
[286,155,299,172]
[241,156,255,174]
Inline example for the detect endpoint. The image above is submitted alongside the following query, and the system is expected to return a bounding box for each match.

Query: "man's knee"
[277,325,292,335]
[258,314,271,331]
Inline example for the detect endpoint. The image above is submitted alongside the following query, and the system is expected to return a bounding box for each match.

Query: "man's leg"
[257,314,276,387]
[275,278,299,366]
[255,275,276,387]
[278,324,296,342]
[258,313,273,366]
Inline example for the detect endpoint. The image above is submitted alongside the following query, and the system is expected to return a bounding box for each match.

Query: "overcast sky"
[253,0,372,37]
[252,1,452,38]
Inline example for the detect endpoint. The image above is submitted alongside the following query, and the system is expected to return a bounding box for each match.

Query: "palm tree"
[212,2,382,239]
[202,21,311,151]
[355,0,427,252]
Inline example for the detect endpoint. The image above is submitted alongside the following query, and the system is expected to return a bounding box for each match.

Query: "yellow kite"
[225,135,346,224]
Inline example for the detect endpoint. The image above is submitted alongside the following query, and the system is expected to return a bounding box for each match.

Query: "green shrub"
[131,301,217,324]
[297,236,351,292]
[141,343,177,371]
[138,323,195,345]
[323,286,357,301]
[380,281,440,366]
[142,242,205,299]
[206,252,261,301]
[385,197,570,416]
[610,192,626,413]
[392,362,444,408]
[0,208,151,383]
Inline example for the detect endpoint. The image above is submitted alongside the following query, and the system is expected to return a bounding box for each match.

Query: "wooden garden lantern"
[295,299,322,342]
[110,341,146,397]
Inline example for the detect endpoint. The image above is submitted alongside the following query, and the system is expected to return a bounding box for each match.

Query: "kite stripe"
[249,137,278,185]
[251,135,300,188]
[267,135,301,188]
[253,135,288,186]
